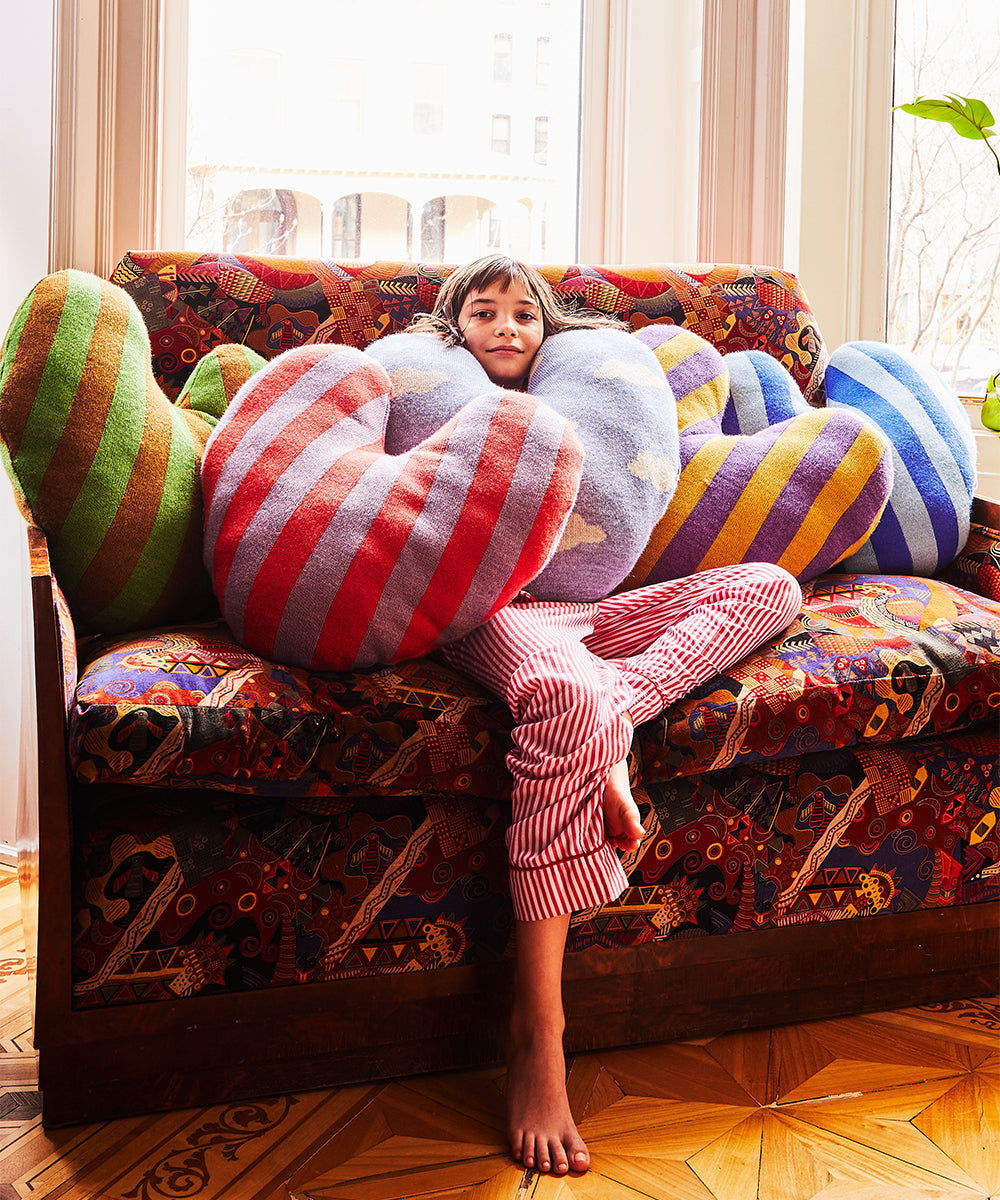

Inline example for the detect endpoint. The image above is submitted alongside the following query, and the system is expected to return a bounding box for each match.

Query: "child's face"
[457,280,544,390]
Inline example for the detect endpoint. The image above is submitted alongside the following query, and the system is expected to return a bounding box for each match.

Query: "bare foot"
[507,1014,590,1175]
[603,757,645,853]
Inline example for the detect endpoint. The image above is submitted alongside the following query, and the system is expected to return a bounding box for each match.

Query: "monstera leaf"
[895,93,999,175]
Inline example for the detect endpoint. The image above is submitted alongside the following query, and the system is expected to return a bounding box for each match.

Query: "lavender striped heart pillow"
[201,344,583,670]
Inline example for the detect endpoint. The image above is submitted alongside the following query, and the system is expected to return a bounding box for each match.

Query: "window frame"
[50,0,894,349]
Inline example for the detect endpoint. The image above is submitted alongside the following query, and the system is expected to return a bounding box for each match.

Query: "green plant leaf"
[895,93,996,140]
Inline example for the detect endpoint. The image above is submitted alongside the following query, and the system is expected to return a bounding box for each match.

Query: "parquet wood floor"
[0,869,996,1199]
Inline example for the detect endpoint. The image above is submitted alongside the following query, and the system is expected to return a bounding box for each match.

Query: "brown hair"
[406,253,625,346]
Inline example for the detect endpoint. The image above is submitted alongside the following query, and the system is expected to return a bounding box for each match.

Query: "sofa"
[4,252,998,1126]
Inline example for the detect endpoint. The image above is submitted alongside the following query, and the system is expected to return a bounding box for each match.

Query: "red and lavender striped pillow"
[201,344,583,670]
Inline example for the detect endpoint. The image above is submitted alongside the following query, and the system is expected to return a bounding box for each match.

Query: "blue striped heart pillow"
[825,342,977,575]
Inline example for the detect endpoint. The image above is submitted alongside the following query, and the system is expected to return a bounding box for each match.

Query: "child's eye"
[472,309,493,320]
[518,312,537,322]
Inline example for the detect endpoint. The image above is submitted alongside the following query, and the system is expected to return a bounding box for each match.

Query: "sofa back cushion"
[112,253,828,402]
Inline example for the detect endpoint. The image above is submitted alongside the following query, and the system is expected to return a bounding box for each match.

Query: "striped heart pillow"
[0,271,261,633]
[825,342,977,575]
[201,344,584,671]
[624,325,894,587]
[370,327,680,602]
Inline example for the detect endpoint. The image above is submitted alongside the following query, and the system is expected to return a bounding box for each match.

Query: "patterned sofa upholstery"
[17,252,1000,1125]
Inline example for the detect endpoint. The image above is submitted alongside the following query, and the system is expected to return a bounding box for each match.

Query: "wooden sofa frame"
[19,504,1000,1126]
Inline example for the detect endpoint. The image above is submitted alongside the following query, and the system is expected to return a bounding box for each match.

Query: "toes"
[550,1137,569,1174]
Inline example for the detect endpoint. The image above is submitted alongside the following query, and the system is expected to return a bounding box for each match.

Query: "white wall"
[0,0,54,854]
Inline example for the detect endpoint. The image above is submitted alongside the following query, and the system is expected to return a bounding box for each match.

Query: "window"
[536,36,550,87]
[888,0,999,394]
[491,113,512,155]
[327,59,363,135]
[413,63,445,136]
[493,33,513,83]
[57,1,790,275]
[156,0,582,264]
[534,115,549,165]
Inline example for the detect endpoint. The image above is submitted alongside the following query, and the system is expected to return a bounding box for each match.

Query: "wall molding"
[50,0,161,276]
[699,0,790,266]
[796,0,894,348]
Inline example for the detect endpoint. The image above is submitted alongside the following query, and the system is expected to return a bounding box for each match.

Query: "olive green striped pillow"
[0,269,263,633]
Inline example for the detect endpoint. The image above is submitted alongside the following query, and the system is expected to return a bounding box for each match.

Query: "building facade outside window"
[176,0,582,263]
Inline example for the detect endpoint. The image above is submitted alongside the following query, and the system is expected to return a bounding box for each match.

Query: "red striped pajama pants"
[442,562,802,922]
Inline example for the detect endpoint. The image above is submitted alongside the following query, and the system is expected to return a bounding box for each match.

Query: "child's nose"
[496,314,517,336]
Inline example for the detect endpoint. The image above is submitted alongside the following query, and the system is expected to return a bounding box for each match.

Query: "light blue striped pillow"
[722,350,805,434]
[825,342,976,575]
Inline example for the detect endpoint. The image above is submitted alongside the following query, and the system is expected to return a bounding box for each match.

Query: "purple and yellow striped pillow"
[0,271,261,632]
[201,344,584,671]
[624,326,894,587]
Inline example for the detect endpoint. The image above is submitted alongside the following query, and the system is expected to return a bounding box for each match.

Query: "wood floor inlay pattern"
[0,872,995,1198]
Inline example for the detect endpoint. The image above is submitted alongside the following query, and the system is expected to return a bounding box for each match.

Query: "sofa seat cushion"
[70,728,997,1007]
[69,621,513,799]
[69,573,999,796]
[638,573,1000,784]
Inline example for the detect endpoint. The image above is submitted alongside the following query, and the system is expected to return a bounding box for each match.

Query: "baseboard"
[0,845,17,868]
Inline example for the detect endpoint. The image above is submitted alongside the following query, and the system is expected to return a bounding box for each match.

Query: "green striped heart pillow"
[0,270,263,632]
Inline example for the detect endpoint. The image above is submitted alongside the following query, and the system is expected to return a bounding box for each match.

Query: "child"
[408,256,803,1176]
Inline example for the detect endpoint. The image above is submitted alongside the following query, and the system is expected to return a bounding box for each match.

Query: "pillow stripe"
[375,399,561,666]
[746,423,889,570]
[237,446,388,650]
[633,414,891,583]
[722,350,804,435]
[202,348,360,518]
[92,412,202,627]
[69,385,174,603]
[782,429,890,575]
[15,273,104,502]
[315,396,538,667]
[699,422,818,566]
[54,307,158,591]
[38,291,136,538]
[290,449,446,666]
[204,349,387,595]
[438,416,579,643]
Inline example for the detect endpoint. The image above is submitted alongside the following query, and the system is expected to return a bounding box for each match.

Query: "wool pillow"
[623,325,894,588]
[368,327,680,601]
[0,270,251,633]
[201,343,584,671]
[824,342,977,575]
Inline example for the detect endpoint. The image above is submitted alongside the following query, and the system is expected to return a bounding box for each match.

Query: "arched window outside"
[333,193,413,260]
[223,189,323,257]
[421,195,532,262]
